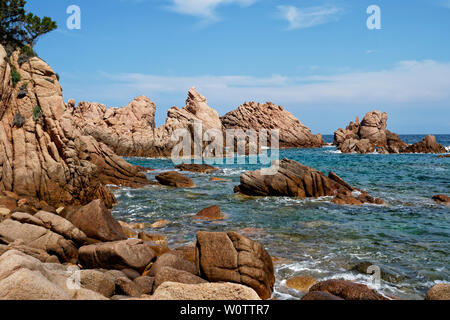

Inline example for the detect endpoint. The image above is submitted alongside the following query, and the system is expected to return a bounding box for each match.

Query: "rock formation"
[0,44,148,208]
[71,87,222,158]
[70,89,324,159]
[234,158,383,205]
[334,111,407,154]
[306,279,388,300]
[221,101,324,148]
[195,231,275,300]
[334,111,446,154]
[403,135,447,154]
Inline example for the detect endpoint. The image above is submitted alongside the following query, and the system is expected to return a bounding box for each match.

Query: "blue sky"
[28,0,450,133]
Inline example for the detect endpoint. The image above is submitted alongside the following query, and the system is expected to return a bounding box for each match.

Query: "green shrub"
[33,105,41,121]
[13,112,25,128]
[17,82,28,98]
[18,45,37,65]
[10,66,21,88]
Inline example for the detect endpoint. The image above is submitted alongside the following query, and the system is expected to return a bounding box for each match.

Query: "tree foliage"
[0,0,57,47]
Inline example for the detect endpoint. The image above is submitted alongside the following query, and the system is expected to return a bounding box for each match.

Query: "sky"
[27,0,450,134]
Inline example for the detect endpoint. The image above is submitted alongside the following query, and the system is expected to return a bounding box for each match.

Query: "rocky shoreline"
[1,43,449,300]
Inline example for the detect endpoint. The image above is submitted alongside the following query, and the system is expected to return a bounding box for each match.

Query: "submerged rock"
[155,171,195,188]
[175,163,218,173]
[432,194,450,205]
[286,276,317,292]
[193,205,224,220]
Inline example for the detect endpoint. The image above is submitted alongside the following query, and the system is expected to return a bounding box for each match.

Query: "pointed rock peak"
[187,87,207,104]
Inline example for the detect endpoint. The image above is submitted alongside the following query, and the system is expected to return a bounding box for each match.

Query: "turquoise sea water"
[112,135,450,300]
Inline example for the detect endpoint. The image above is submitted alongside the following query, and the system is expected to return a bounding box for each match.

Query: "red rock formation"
[0,44,148,208]
[334,111,407,154]
[221,102,324,148]
[72,87,222,158]
[234,159,383,205]
[403,135,447,153]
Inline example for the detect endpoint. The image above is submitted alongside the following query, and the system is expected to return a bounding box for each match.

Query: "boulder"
[153,266,208,292]
[309,279,387,300]
[0,219,78,263]
[148,253,197,277]
[432,194,450,205]
[0,240,59,263]
[193,205,224,220]
[235,159,381,205]
[425,283,450,300]
[349,261,405,283]
[34,211,87,245]
[175,164,218,173]
[115,277,141,297]
[151,282,261,300]
[78,239,156,272]
[79,269,115,298]
[403,135,446,154]
[0,250,107,300]
[155,171,195,188]
[285,276,317,292]
[150,220,171,229]
[134,276,154,295]
[195,231,275,300]
[65,200,126,242]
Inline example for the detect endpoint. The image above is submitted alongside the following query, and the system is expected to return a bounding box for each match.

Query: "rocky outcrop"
[0,44,148,208]
[235,159,383,205]
[195,231,275,300]
[71,87,222,158]
[334,111,407,154]
[221,102,324,148]
[147,252,197,277]
[308,279,387,300]
[285,275,317,292]
[151,282,261,300]
[334,111,446,154]
[403,135,447,153]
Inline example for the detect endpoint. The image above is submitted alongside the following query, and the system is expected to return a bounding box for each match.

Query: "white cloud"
[168,0,256,19]
[277,5,342,30]
[97,60,450,107]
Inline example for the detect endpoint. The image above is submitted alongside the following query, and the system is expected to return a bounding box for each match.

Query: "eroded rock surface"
[234,159,383,205]
[0,44,148,208]
[195,231,275,300]
[221,101,323,149]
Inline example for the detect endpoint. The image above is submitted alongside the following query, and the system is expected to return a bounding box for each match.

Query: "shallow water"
[112,135,450,300]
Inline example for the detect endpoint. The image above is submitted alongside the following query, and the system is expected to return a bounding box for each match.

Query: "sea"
[112,135,450,300]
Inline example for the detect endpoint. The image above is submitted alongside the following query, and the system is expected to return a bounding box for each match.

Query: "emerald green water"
[112,135,450,300]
